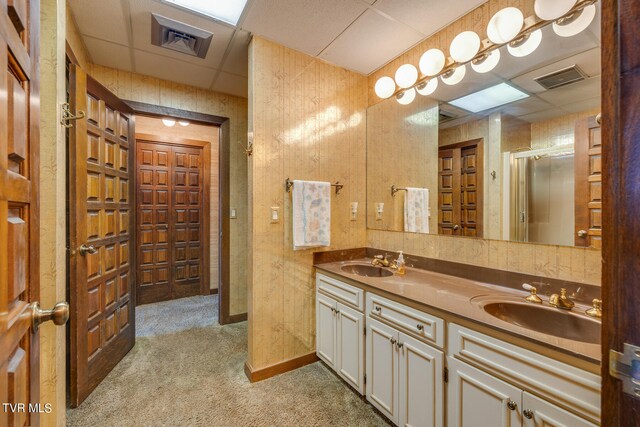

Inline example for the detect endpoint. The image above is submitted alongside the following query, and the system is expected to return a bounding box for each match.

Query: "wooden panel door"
[336,303,364,394]
[69,67,135,406]
[522,392,597,427]
[366,318,399,424]
[136,141,206,304]
[438,139,483,237]
[1,1,52,424]
[398,333,444,427]
[574,116,602,248]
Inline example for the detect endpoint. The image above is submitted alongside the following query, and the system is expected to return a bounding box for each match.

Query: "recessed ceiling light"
[163,0,249,26]
[448,83,529,113]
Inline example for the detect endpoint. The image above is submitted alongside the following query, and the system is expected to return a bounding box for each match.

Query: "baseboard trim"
[227,312,247,323]
[209,288,219,295]
[244,352,319,382]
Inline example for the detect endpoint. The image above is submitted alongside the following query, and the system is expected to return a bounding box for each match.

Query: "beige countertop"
[315,258,601,365]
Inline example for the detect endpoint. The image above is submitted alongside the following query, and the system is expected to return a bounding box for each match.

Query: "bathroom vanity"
[314,252,600,427]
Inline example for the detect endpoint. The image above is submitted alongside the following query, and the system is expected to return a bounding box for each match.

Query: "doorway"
[134,117,216,304]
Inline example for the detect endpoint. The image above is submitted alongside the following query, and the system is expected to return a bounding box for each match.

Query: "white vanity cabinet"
[316,274,365,394]
[366,296,444,427]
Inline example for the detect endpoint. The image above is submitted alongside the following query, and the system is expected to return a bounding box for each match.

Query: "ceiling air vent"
[151,13,213,59]
[534,65,588,90]
[439,108,458,124]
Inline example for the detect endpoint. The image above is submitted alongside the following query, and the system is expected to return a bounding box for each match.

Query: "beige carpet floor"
[67,295,388,427]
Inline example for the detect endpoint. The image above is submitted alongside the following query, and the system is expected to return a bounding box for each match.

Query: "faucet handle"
[586,299,602,318]
[523,283,542,304]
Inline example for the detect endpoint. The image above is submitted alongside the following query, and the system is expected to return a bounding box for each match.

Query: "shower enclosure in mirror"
[366,3,601,249]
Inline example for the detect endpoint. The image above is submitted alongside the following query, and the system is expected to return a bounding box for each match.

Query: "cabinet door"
[337,303,365,394]
[447,358,521,427]
[522,392,598,427]
[367,318,400,424]
[399,333,444,427]
[316,293,337,367]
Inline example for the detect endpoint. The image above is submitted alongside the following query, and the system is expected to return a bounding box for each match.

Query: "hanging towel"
[404,187,430,234]
[292,180,331,250]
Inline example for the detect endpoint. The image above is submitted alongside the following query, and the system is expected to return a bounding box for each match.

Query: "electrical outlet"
[230,208,237,219]
[350,202,358,221]
[375,203,384,221]
[270,207,280,223]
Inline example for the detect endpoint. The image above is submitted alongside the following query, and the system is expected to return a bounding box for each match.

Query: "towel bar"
[391,185,408,196]
[285,178,344,195]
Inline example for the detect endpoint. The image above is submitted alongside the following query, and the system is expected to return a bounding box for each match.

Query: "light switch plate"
[270,207,280,223]
[350,202,358,221]
[230,208,237,219]
[375,203,384,221]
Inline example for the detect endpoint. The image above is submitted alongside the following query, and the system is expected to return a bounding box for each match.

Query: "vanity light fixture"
[396,88,416,105]
[395,64,419,88]
[487,7,524,44]
[416,78,438,96]
[162,118,176,127]
[441,65,466,86]
[534,0,577,21]
[471,49,501,73]
[507,29,543,57]
[178,120,190,126]
[448,82,529,113]
[419,49,446,76]
[450,31,481,63]
[552,4,596,37]
[375,76,396,99]
[163,0,249,26]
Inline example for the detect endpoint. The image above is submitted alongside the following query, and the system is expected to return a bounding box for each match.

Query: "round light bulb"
[552,4,596,37]
[178,120,190,126]
[471,49,501,73]
[534,0,576,20]
[507,29,542,57]
[419,49,446,76]
[416,78,438,96]
[396,88,416,105]
[395,64,419,88]
[450,31,481,63]
[375,76,396,99]
[487,7,524,44]
[441,65,466,86]
[162,118,176,127]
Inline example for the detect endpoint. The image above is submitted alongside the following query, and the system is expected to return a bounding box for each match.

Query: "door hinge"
[363,327,366,336]
[609,343,640,399]
[364,373,367,385]
[443,367,449,383]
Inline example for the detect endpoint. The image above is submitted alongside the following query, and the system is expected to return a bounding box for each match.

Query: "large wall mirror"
[367,5,601,249]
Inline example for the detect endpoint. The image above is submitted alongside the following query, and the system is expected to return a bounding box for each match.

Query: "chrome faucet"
[371,254,391,267]
[549,288,575,310]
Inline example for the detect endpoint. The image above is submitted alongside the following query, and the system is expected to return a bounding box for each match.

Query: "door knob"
[577,230,587,238]
[523,409,534,419]
[507,400,518,411]
[453,225,460,231]
[79,243,98,256]
[30,301,69,332]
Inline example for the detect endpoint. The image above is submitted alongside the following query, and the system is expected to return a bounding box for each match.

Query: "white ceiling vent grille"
[439,108,458,124]
[151,13,213,58]
[534,65,588,90]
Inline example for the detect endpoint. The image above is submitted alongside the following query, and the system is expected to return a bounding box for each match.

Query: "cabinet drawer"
[317,273,364,312]
[367,293,444,349]
[449,323,601,424]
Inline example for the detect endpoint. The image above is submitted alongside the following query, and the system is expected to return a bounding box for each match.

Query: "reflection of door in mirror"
[438,139,483,237]
[574,115,602,248]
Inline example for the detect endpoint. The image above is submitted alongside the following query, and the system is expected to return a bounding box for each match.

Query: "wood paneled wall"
[135,116,221,290]
[367,0,536,106]
[248,37,367,370]
[88,65,249,315]
[65,4,90,69]
[530,108,600,149]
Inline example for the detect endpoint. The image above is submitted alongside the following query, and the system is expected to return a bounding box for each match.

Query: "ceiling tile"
[560,96,600,114]
[519,108,567,123]
[128,0,235,69]
[537,76,601,107]
[83,37,133,71]
[319,9,424,74]
[242,0,368,57]
[133,49,216,88]
[222,31,251,77]
[68,0,129,45]
[498,96,554,118]
[373,0,484,36]
[211,72,248,98]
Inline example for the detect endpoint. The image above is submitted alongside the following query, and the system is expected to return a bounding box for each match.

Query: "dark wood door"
[1,1,44,424]
[136,141,208,304]
[574,115,602,248]
[68,66,135,407]
[438,139,483,237]
[601,0,640,424]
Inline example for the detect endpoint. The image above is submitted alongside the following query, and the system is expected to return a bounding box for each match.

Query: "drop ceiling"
[67,0,487,98]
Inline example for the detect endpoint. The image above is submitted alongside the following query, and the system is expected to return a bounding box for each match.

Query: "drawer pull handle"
[416,324,424,331]
[374,306,381,313]
[396,342,403,350]
[507,400,517,411]
[330,307,336,313]
[523,409,534,419]
[390,337,397,345]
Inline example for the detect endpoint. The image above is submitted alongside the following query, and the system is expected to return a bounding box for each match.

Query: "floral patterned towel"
[404,187,430,234]
[292,180,331,250]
